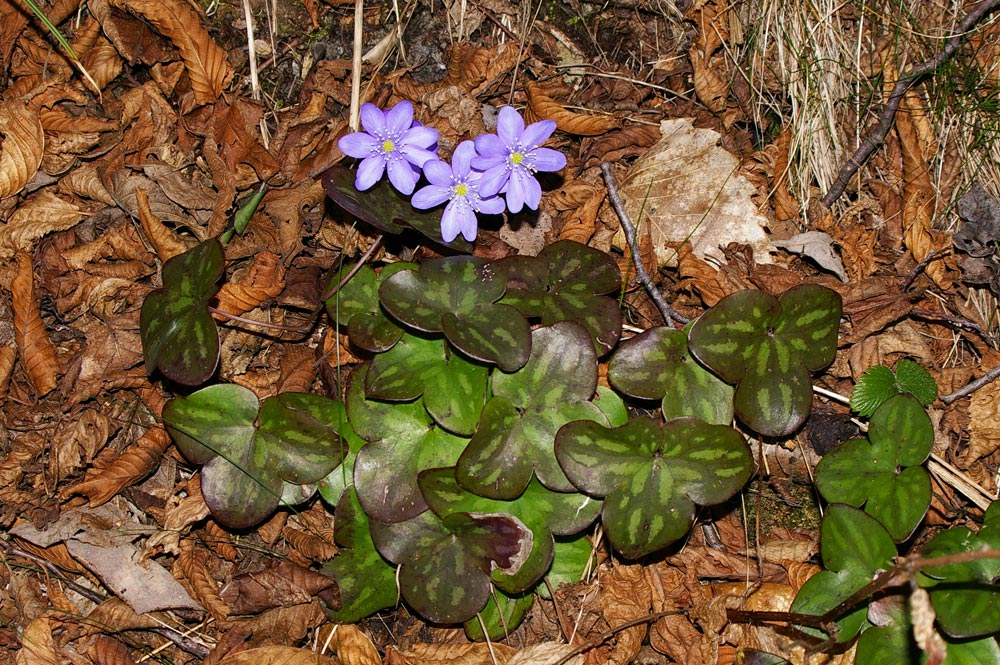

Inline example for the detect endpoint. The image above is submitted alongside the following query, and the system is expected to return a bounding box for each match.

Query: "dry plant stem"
[600,163,689,326]
[902,248,950,291]
[941,362,1000,404]
[821,0,1000,210]
[349,0,364,131]
[911,307,998,347]
[552,609,685,665]
[319,234,384,302]
[0,539,211,658]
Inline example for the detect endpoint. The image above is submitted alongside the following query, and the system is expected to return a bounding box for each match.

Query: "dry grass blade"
[11,251,58,396]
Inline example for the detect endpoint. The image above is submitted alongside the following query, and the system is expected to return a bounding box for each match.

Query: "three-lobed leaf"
[140,238,224,385]
[555,416,752,558]
[687,284,842,437]
[326,262,414,353]
[851,359,938,417]
[163,384,348,529]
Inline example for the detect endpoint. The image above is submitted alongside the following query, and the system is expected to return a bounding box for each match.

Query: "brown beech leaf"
[134,187,191,262]
[80,37,124,92]
[59,166,116,205]
[0,98,44,199]
[507,643,580,665]
[80,599,161,638]
[281,525,337,563]
[11,251,59,396]
[600,564,651,665]
[216,646,338,665]
[177,539,230,621]
[0,191,87,259]
[227,599,326,649]
[215,251,286,318]
[0,344,15,399]
[48,408,111,483]
[394,642,518,664]
[16,617,59,665]
[583,124,661,167]
[64,424,171,506]
[106,0,233,106]
[525,82,618,136]
[87,635,137,665]
[219,560,334,615]
[333,624,381,665]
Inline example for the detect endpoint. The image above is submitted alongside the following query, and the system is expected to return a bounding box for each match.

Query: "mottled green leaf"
[539,535,595,599]
[319,487,398,624]
[316,417,367,507]
[688,285,842,436]
[464,588,534,641]
[163,384,348,529]
[419,468,600,593]
[457,322,608,498]
[140,238,224,385]
[498,241,622,355]
[789,505,896,642]
[322,164,473,251]
[379,257,531,372]
[370,509,532,624]
[326,262,414,353]
[608,326,734,425]
[555,416,751,558]
[348,364,470,523]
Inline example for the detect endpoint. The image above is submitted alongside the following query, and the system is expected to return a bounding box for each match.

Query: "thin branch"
[319,234,384,302]
[941,362,1000,404]
[552,609,686,665]
[822,0,1000,210]
[600,163,689,327]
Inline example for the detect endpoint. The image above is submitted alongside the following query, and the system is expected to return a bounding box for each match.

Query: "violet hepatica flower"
[412,140,505,243]
[338,101,439,195]
[473,106,567,214]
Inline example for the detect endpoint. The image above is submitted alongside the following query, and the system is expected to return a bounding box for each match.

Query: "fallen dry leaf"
[216,646,339,665]
[0,98,44,199]
[11,251,58,396]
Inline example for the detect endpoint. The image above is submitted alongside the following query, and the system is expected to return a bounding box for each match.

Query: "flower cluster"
[338,102,566,243]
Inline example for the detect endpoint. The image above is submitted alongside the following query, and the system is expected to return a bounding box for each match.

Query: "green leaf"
[347,365,470,523]
[370,509,532,624]
[687,285,842,437]
[379,257,532,372]
[850,365,898,417]
[221,185,267,243]
[366,333,487,435]
[540,535,595,599]
[419,468,600,593]
[322,164,473,252]
[893,359,938,407]
[163,385,348,529]
[789,505,896,642]
[456,322,609,498]
[555,416,751,558]
[498,240,622,355]
[319,487,398,623]
[326,262,414,353]
[316,417,368,507]
[464,589,534,641]
[140,239,224,385]
[815,395,933,541]
[608,326,735,425]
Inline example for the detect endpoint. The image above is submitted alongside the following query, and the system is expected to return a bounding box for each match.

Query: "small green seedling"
[850,358,938,417]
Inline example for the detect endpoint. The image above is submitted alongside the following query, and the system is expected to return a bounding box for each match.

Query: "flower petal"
[338,132,378,158]
[385,101,414,136]
[505,169,528,213]
[400,125,439,150]
[477,166,509,198]
[473,133,506,160]
[398,145,438,168]
[451,140,477,176]
[355,155,385,190]
[530,147,566,172]
[412,184,452,209]
[359,103,386,137]
[476,195,506,216]
[386,157,418,194]
[456,203,478,242]
[519,169,542,210]
[521,119,557,150]
[439,202,461,242]
[496,106,524,146]
[422,160,453,186]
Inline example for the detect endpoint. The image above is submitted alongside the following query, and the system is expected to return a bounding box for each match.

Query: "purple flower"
[338,101,439,195]
[472,106,566,214]
[412,140,505,243]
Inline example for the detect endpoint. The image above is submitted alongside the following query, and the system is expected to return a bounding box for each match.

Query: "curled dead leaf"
[177,539,230,622]
[600,564,651,665]
[396,642,518,664]
[17,618,59,665]
[11,251,59,396]
[215,251,286,318]
[219,560,334,615]
[135,187,191,262]
[87,635,137,665]
[59,166,116,206]
[526,82,618,136]
[216,646,338,665]
[64,424,171,506]
[333,624,381,665]
[507,643,581,665]
[0,190,87,259]
[0,98,44,198]
[281,525,337,563]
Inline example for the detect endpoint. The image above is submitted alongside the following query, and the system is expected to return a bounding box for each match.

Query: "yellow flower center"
[511,152,524,166]
[455,183,469,197]
[382,139,395,152]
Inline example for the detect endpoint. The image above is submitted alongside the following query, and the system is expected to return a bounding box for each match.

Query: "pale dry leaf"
[0,98,44,199]
[0,344,15,398]
[59,165,116,205]
[107,0,233,105]
[612,118,775,268]
[965,386,1000,467]
[80,37,124,91]
[0,190,88,259]
[773,231,848,282]
[135,187,191,261]
[11,251,59,395]
[334,624,381,665]
[401,642,517,664]
[64,424,172,506]
[15,617,59,665]
[227,599,326,649]
[526,81,618,136]
[162,475,211,533]
[507,642,581,665]
[82,598,161,638]
[600,564,651,665]
[48,408,111,483]
[216,646,338,665]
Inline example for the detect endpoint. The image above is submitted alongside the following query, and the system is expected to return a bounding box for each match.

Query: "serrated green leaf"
[163,385,347,529]
[320,487,398,623]
[348,365,470,523]
[789,505,896,642]
[688,285,842,437]
[498,241,622,355]
[555,417,751,558]
[322,164,473,251]
[850,365,898,417]
[379,257,531,372]
[608,327,735,425]
[370,509,532,624]
[140,239,224,385]
[326,262,414,353]
[893,358,938,406]
[456,322,608,498]
[366,333,487,435]
[419,468,600,593]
